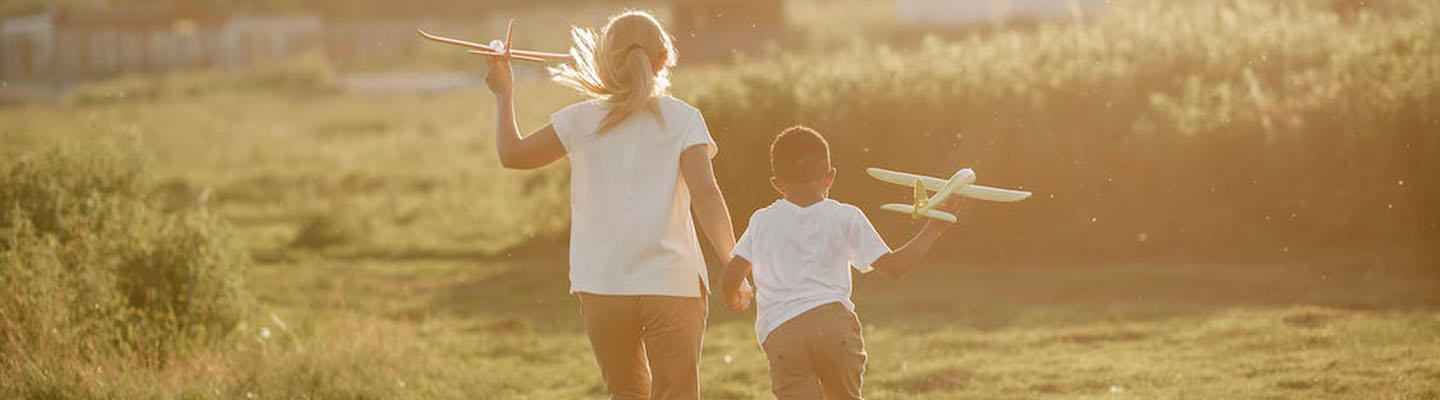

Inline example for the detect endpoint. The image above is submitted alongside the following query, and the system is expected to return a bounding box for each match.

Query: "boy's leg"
[578,293,651,400]
[813,303,867,400]
[763,309,824,400]
[639,294,707,400]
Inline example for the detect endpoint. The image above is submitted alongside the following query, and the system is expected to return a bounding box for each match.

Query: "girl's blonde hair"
[549,11,677,133]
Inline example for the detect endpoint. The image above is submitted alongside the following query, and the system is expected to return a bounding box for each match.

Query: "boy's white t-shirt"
[551,96,717,298]
[731,198,892,343]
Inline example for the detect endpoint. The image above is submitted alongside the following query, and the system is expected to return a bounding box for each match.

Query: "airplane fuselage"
[918,168,976,213]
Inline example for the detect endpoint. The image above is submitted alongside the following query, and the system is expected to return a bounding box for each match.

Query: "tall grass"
[0,146,421,398]
[0,146,243,391]
[683,0,1439,261]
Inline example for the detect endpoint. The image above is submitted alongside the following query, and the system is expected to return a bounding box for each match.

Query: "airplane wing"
[416,29,497,52]
[957,185,1031,202]
[419,19,570,63]
[509,54,547,62]
[866,168,947,192]
[879,204,958,223]
[468,50,547,63]
[869,167,1031,202]
[511,49,572,59]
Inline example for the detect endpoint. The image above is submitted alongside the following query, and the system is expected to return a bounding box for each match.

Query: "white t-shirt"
[731,198,892,343]
[551,96,717,298]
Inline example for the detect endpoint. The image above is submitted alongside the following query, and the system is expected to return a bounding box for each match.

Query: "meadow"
[2,0,1438,398]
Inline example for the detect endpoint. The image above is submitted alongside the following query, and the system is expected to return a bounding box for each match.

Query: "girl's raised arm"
[487,57,566,170]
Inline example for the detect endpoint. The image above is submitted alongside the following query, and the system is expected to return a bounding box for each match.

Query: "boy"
[721,126,959,400]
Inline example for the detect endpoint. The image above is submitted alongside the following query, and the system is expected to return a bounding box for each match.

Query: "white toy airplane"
[867,167,1031,223]
[417,19,571,63]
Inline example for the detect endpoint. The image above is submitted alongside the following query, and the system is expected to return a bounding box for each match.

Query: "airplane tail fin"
[912,179,926,215]
[504,19,515,52]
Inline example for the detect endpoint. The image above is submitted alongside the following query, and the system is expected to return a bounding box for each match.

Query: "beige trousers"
[577,292,708,400]
[761,302,867,400]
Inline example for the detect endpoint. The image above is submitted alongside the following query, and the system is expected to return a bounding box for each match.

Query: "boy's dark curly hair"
[770,125,831,183]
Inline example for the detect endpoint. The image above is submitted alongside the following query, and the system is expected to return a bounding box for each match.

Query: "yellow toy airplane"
[867,167,1031,222]
[417,19,571,63]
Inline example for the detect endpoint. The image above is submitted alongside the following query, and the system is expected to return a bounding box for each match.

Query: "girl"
[482,11,744,400]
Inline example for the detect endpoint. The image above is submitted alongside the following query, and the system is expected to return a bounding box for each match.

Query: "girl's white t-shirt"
[551,96,717,298]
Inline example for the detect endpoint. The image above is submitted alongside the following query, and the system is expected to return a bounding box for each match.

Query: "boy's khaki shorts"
[762,302,867,400]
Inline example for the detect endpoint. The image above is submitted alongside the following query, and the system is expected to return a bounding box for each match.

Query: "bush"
[0,145,247,367]
[682,0,1440,261]
[0,145,412,400]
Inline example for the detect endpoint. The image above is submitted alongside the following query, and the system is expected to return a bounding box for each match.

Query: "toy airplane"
[417,19,571,63]
[867,167,1031,222]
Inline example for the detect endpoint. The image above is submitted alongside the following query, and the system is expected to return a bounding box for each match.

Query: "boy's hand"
[726,280,754,311]
[928,197,964,229]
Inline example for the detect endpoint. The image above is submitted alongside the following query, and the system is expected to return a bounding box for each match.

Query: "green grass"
[7,238,1435,397]
[235,253,1440,399]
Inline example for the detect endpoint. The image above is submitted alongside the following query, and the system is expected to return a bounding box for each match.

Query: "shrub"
[681,0,1439,261]
[0,145,247,367]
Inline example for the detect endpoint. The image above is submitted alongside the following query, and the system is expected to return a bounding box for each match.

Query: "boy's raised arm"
[871,199,961,278]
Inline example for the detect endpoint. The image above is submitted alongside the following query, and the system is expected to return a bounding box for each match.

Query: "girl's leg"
[579,293,650,400]
[638,294,707,400]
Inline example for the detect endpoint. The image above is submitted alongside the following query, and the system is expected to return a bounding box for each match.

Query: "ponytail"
[600,46,661,131]
[549,11,676,133]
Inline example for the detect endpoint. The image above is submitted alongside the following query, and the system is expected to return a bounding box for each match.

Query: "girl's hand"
[726,280,754,311]
[485,56,514,98]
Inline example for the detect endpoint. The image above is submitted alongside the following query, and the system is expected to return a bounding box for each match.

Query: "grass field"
[237,252,1440,399]
[2,0,1438,398]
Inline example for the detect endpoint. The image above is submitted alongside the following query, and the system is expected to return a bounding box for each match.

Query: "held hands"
[725,279,754,311]
[484,56,514,98]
